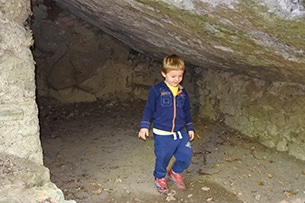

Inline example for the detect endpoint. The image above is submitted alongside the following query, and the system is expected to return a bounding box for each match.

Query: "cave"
[1,0,305,202]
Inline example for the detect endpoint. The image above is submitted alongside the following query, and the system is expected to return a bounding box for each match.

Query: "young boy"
[138,54,195,194]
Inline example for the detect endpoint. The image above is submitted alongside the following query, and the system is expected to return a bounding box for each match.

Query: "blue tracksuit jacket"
[140,81,194,133]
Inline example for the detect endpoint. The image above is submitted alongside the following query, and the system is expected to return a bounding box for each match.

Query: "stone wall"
[0,0,75,202]
[0,0,42,166]
[197,69,305,160]
[31,4,198,107]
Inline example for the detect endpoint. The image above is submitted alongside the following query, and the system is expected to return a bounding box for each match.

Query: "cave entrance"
[29,1,305,203]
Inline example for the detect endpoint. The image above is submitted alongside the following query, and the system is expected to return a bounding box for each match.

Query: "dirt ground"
[38,97,305,203]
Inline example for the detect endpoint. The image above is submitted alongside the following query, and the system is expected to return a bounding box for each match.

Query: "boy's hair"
[162,54,185,74]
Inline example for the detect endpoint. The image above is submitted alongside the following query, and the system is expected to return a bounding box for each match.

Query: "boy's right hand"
[138,128,149,140]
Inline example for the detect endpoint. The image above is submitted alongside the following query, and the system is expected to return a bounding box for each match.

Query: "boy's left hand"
[188,130,194,141]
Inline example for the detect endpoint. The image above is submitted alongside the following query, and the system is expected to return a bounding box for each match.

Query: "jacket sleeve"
[140,87,157,129]
[184,91,195,132]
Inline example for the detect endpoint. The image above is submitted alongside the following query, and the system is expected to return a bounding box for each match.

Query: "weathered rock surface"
[0,0,75,202]
[0,0,42,165]
[0,154,75,203]
[54,0,305,84]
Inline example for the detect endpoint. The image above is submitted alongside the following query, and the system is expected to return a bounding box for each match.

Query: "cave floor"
[38,97,305,203]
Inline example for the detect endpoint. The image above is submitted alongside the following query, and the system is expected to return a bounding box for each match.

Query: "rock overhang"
[53,0,305,84]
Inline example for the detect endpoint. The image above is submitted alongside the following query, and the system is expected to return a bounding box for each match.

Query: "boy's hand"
[188,130,195,141]
[138,128,149,140]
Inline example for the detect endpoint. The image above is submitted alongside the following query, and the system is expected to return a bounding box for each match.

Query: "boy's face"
[161,70,184,87]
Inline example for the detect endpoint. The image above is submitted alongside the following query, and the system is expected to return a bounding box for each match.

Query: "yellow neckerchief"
[153,82,179,135]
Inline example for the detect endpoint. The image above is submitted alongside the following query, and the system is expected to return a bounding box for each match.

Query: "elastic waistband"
[152,128,173,135]
[153,128,183,140]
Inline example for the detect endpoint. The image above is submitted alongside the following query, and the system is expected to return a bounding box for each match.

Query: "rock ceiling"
[53,0,305,84]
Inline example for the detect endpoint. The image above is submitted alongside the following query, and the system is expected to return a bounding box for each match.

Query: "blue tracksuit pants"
[153,130,192,178]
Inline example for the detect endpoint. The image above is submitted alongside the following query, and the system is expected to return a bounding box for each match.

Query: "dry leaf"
[283,190,298,197]
[75,186,83,191]
[88,151,96,155]
[166,193,176,202]
[196,134,201,139]
[201,186,210,191]
[115,178,122,183]
[207,197,213,202]
[133,198,143,202]
[92,188,102,194]
[257,181,264,186]
[109,166,119,169]
[62,178,75,183]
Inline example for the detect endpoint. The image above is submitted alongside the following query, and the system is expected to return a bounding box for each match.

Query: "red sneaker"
[168,168,186,189]
[154,177,169,194]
